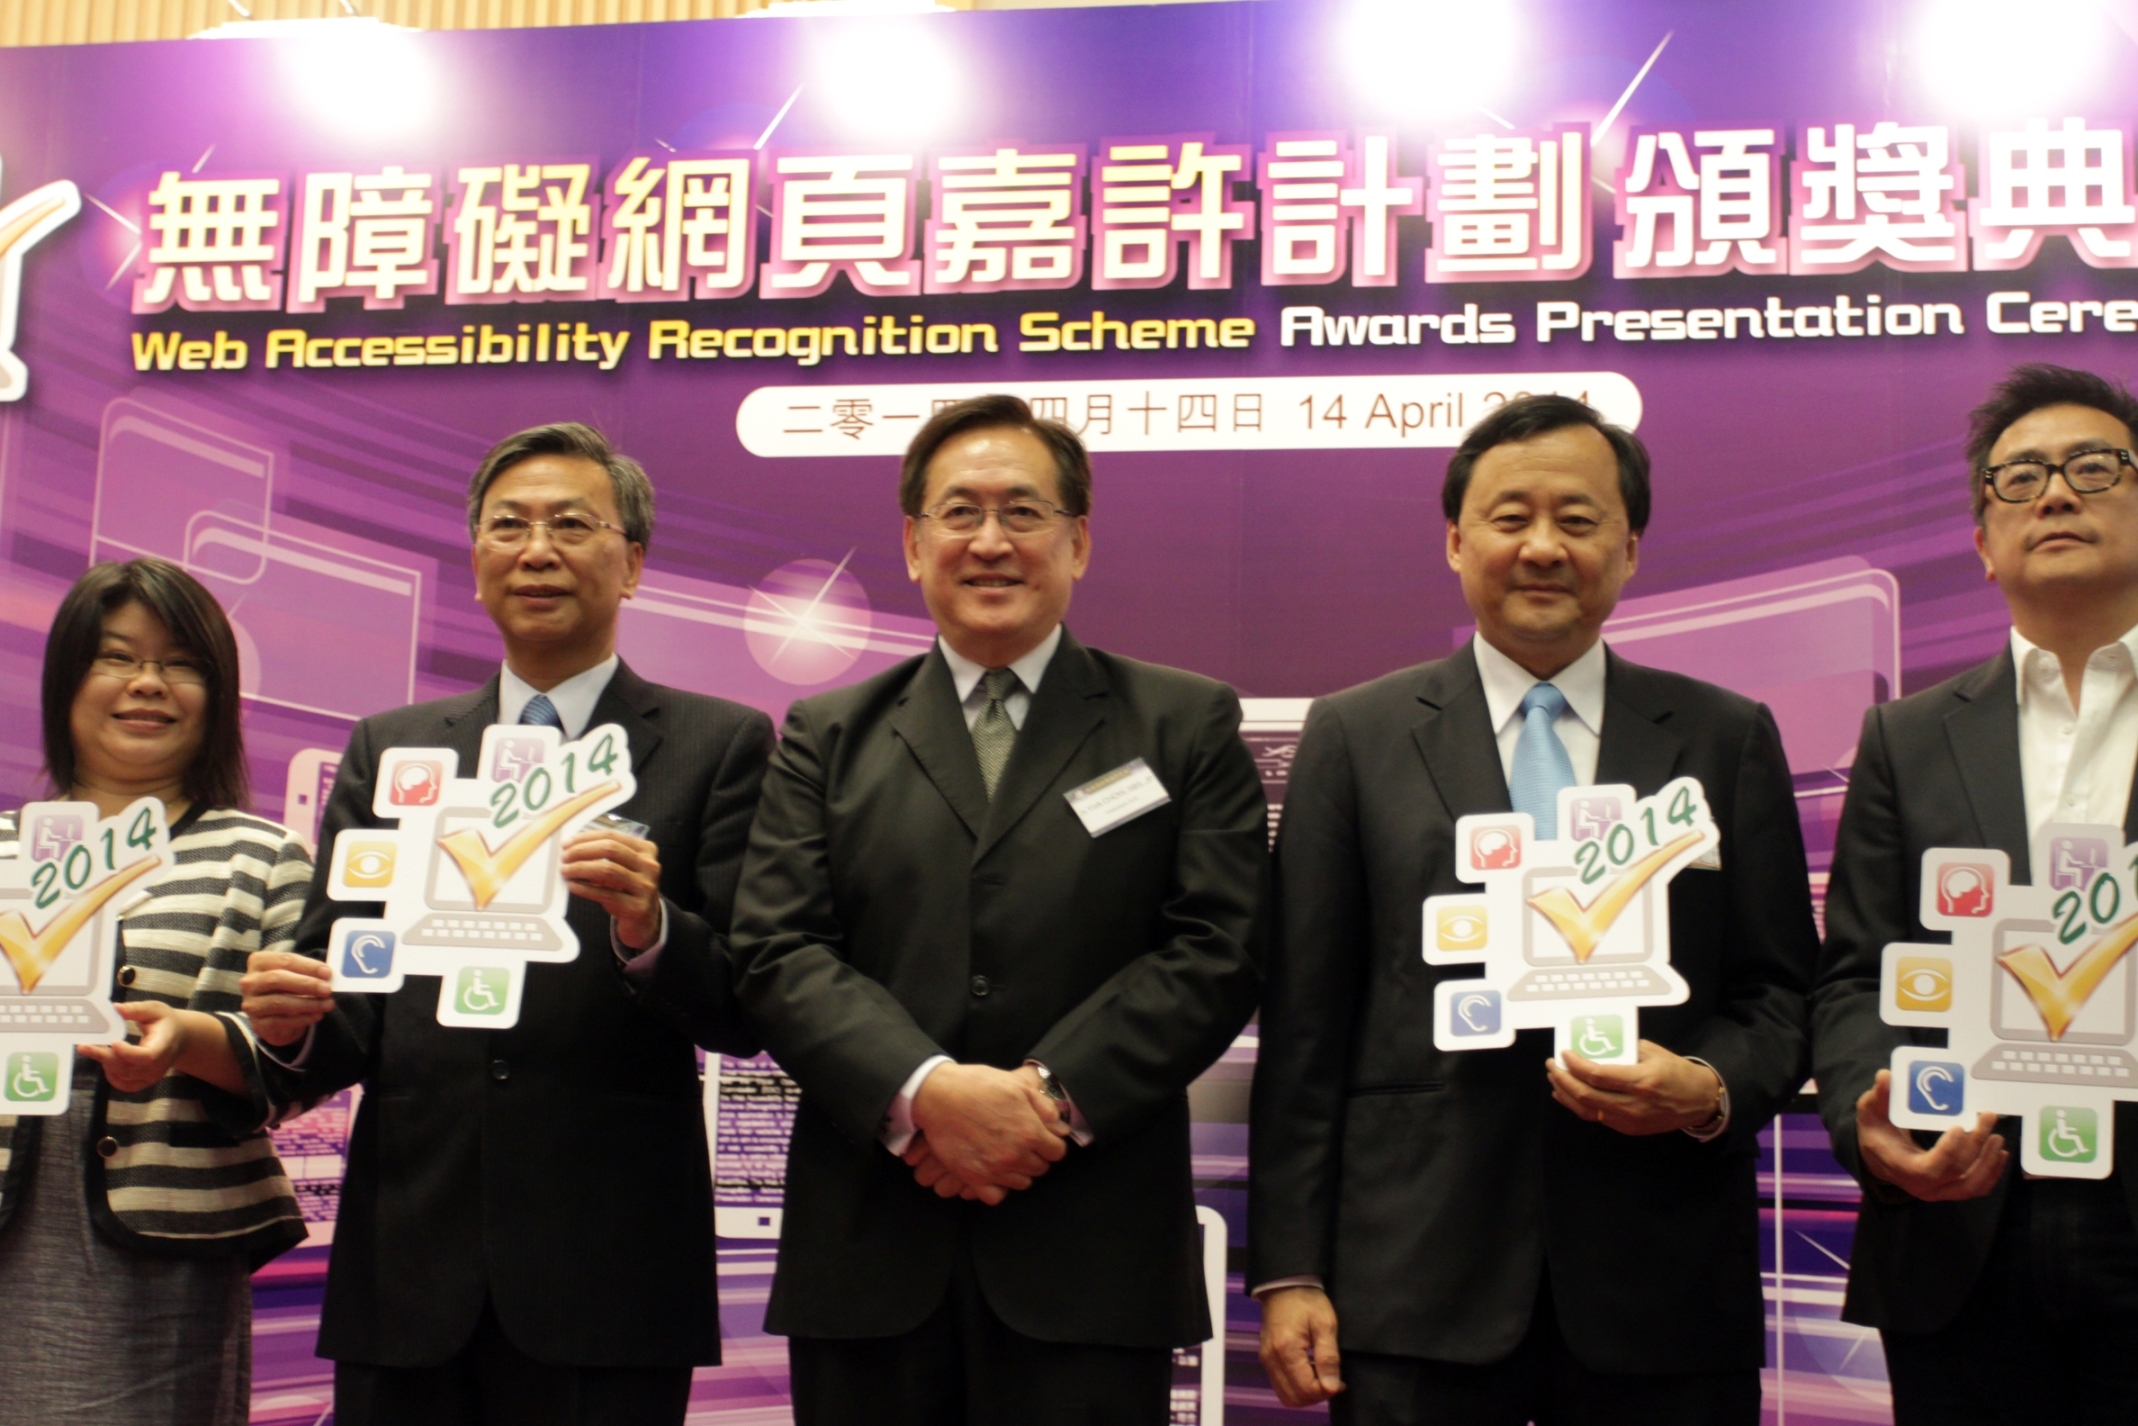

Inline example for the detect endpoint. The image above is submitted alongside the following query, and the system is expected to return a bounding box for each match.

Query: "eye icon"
[1436,907,1489,951]
[343,841,398,889]
[1894,956,1954,1012]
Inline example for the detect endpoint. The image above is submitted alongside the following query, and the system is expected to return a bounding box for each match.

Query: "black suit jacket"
[729,631,1265,1349]
[1249,643,1817,1371]
[1811,649,2138,1332]
[253,661,773,1369]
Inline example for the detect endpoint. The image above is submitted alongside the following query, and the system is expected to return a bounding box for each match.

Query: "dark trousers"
[1333,1279,1759,1426]
[786,1248,1173,1426]
[1882,1174,2138,1426]
[332,1300,694,1426]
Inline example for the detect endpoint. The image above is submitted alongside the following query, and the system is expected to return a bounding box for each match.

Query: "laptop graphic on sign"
[403,809,565,954]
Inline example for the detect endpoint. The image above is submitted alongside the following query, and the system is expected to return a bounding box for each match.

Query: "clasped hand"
[903,1063,1071,1205]
[1855,1068,2007,1201]
[1546,1040,1722,1134]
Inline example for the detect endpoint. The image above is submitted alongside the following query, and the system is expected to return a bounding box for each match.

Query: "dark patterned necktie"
[520,692,564,729]
[972,668,1020,799]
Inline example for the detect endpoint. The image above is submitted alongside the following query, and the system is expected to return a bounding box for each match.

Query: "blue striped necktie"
[1510,682,1577,840]
[519,692,564,729]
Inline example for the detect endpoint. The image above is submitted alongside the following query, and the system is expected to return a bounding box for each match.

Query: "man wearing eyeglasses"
[1814,364,2138,1424]
[238,423,773,1426]
[730,394,1265,1425]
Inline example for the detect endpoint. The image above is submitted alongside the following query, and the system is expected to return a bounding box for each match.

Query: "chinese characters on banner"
[123,116,2138,313]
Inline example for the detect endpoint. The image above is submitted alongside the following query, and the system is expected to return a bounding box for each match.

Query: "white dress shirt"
[1473,635,1607,788]
[2012,626,2138,840]
[882,626,1091,1157]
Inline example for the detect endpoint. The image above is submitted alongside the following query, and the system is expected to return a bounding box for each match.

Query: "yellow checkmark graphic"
[1525,829,1706,962]
[0,856,161,993]
[436,781,622,909]
[1997,912,2138,1041]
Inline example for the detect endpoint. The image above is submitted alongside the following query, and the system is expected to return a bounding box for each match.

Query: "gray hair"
[465,422,655,548]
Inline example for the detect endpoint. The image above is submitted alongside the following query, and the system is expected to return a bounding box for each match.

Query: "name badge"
[1065,758,1172,837]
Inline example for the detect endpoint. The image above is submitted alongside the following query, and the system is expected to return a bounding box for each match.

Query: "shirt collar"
[2009,624,2138,706]
[939,625,1063,706]
[498,654,620,739]
[1473,634,1608,737]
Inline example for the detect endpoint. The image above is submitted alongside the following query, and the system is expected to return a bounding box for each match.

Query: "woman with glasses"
[0,558,312,1426]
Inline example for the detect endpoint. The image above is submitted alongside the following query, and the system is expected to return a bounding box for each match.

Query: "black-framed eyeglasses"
[89,651,207,687]
[1981,447,2136,504]
[478,513,628,549]
[916,500,1074,537]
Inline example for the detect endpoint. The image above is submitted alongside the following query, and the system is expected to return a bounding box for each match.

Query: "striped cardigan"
[0,807,313,1266]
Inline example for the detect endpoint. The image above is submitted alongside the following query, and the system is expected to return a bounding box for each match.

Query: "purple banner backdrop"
[4,0,2136,1417]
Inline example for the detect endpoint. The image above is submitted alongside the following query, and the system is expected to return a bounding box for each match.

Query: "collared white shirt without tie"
[2012,625,2138,840]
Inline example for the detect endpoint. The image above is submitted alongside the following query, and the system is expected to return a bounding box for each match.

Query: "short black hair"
[1965,364,2138,521]
[898,394,1092,517]
[43,558,250,812]
[466,423,655,548]
[1441,394,1652,534]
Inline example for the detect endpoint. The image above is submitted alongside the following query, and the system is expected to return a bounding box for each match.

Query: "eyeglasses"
[916,500,1075,538]
[89,651,206,687]
[1981,447,2135,504]
[477,513,627,550]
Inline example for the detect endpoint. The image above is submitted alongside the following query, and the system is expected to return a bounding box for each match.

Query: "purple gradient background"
[3,0,2133,1419]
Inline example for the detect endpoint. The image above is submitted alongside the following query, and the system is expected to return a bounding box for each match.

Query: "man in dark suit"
[1813,364,2138,1425]
[1250,394,1817,1425]
[237,423,773,1426]
[729,394,1265,1425]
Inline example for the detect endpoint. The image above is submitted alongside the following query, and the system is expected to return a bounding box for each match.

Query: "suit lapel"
[1411,644,1512,820]
[889,649,991,842]
[1944,651,2030,874]
[1595,651,1688,794]
[588,660,666,784]
[441,676,503,767]
[976,631,1108,862]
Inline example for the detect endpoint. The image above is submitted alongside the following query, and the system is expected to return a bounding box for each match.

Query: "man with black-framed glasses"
[730,394,1265,1424]
[1814,364,2138,1424]
[238,422,773,1426]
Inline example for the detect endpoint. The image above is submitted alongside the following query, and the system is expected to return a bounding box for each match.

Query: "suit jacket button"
[96,1137,119,1159]
[116,967,136,988]
[489,1059,510,1082]
[969,975,991,998]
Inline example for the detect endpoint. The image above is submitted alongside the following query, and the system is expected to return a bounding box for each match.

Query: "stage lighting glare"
[1344,0,1523,123]
[1914,0,2109,115]
[810,19,961,140]
[280,20,439,140]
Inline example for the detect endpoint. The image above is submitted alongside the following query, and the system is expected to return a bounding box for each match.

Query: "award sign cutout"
[1426,779,1718,1064]
[1884,825,2138,1179]
[326,723,635,1029]
[0,798,172,1115]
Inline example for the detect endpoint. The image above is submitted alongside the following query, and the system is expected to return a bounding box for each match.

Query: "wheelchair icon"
[7,1053,58,1102]
[455,967,508,1016]
[2043,1107,2097,1162]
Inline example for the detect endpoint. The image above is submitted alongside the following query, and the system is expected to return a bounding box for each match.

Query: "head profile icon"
[1470,825,1521,871]
[1936,863,1992,918]
[390,760,444,807]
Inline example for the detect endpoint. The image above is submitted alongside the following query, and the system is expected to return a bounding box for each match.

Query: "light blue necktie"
[519,692,564,729]
[1510,682,1577,840]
